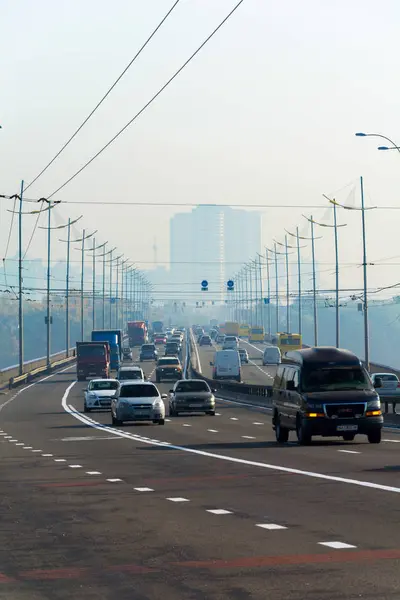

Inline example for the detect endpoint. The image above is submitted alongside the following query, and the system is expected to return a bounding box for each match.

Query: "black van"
[272,347,383,445]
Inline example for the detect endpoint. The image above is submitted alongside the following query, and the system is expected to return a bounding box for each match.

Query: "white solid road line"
[61,381,400,495]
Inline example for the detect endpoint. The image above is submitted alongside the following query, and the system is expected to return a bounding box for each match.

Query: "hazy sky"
[2,0,400,300]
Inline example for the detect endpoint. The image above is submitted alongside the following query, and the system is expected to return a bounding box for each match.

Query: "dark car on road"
[272,347,383,445]
[155,357,183,382]
[139,343,158,361]
[165,342,180,357]
[199,335,212,346]
[169,379,216,416]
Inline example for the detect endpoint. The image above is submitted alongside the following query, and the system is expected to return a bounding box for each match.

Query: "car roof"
[285,347,360,366]
[119,379,155,387]
[119,366,142,371]
[89,378,118,383]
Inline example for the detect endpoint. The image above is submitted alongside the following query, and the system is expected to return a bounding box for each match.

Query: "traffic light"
[227,280,234,292]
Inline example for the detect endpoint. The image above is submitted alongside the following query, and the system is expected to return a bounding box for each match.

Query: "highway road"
[194,334,277,386]
[1,340,400,599]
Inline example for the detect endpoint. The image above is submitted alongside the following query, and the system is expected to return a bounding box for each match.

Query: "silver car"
[371,372,400,413]
[84,379,119,412]
[111,380,166,425]
[169,379,216,416]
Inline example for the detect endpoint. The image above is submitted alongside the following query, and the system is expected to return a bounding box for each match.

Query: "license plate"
[189,404,202,408]
[336,425,358,432]
[135,411,149,417]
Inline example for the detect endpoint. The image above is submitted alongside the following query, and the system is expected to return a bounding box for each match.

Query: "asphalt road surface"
[1,339,400,599]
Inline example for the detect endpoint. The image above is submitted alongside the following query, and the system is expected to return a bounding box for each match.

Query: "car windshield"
[90,381,118,391]
[158,358,179,365]
[120,384,158,398]
[176,381,209,392]
[142,345,155,351]
[78,345,106,357]
[302,366,372,392]
[119,370,142,380]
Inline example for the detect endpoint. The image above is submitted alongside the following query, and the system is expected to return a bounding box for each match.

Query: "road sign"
[201,279,208,291]
[263,298,270,305]
[227,279,234,291]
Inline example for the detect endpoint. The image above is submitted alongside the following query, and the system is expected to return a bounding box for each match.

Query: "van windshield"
[302,366,372,392]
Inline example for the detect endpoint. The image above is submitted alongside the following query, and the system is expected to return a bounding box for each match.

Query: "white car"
[111,380,167,425]
[117,366,145,381]
[84,379,119,412]
[222,335,239,350]
[262,346,281,365]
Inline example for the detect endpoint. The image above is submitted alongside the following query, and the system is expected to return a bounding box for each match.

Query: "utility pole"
[360,176,370,370]
[18,180,24,375]
[65,218,71,357]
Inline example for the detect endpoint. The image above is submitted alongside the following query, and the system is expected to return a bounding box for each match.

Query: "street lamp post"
[355,131,400,154]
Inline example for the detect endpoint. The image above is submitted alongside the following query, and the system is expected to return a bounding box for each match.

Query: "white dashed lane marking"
[208,429,219,433]
[338,450,361,454]
[230,418,238,421]
[256,523,287,530]
[182,424,191,427]
[107,478,123,483]
[41,453,53,457]
[54,459,66,462]
[68,464,83,469]
[86,471,102,475]
[242,436,256,440]
[253,422,264,425]
[166,497,190,503]
[207,509,233,515]
[134,487,154,492]
[319,541,357,549]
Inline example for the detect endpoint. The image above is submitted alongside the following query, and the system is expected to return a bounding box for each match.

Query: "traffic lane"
[1,441,399,600]
[196,343,276,386]
[3,377,400,597]
[63,377,400,514]
[4,366,400,496]
[19,376,400,558]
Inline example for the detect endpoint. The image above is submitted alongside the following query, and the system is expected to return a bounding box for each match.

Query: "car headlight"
[367,400,381,410]
[88,392,97,399]
[153,400,163,408]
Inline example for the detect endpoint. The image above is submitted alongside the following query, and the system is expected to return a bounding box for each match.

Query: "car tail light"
[397,382,400,388]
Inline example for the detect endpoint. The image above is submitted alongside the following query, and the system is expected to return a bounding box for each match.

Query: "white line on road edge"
[61,380,400,495]
[190,329,202,374]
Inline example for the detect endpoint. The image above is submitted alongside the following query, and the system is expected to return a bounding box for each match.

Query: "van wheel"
[343,433,355,441]
[275,417,289,443]
[296,419,312,445]
[368,430,381,444]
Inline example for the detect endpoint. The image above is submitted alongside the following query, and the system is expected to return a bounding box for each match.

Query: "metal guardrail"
[1,348,76,391]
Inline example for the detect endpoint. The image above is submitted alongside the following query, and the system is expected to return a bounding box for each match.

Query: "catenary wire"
[46,0,245,199]
[24,0,182,193]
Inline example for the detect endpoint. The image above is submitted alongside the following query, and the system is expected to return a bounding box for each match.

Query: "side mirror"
[84,388,88,392]
[286,380,296,391]
[161,394,168,400]
[169,389,174,393]
[374,377,382,389]
[212,388,217,393]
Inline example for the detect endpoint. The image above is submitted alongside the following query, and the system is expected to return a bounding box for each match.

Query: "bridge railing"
[0,349,76,390]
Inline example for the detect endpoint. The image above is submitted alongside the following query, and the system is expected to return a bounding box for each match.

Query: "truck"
[91,330,121,370]
[152,320,164,334]
[225,322,240,336]
[76,341,110,381]
[128,321,148,346]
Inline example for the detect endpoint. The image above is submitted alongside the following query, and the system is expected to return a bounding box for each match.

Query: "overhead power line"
[46,0,245,199]
[24,0,182,193]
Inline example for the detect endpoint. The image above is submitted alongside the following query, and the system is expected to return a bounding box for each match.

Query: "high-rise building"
[169,205,261,302]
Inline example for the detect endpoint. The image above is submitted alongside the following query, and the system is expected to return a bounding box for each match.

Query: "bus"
[248,326,265,343]
[272,332,302,354]
[225,322,239,336]
[239,324,249,338]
